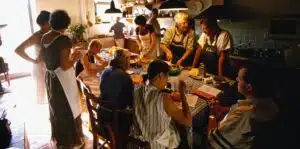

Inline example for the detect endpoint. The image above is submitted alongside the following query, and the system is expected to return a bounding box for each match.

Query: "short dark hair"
[134,15,147,26]
[147,60,170,81]
[242,63,276,98]
[36,10,50,25]
[49,10,71,30]
[200,17,218,29]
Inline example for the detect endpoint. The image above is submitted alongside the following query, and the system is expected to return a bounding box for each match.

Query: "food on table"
[189,68,199,77]
[168,64,181,76]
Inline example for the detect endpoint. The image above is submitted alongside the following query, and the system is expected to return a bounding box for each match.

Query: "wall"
[35,0,82,24]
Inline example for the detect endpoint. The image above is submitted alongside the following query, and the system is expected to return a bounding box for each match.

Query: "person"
[75,39,108,76]
[130,60,192,149]
[15,10,51,104]
[99,49,133,109]
[208,64,278,149]
[35,10,84,148]
[160,12,195,66]
[135,15,157,59]
[109,17,125,48]
[147,8,161,56]
[191,17,233,77]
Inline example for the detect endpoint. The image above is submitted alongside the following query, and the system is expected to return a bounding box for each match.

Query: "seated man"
[208,64,279,149]
[160,12,195,66]
[130,60,192,149]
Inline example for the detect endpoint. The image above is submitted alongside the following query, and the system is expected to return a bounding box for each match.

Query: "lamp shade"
[105,0,122,14]
[159,0,188,11]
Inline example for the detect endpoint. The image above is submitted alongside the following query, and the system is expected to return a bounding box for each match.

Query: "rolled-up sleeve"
[217,31,233,52]
[185,31,195,51]
[161,27,174,45]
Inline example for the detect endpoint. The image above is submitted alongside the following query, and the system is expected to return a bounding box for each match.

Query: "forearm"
[192,47,201,68]
[160,44,171,54]
[180,92,191,118]
[218,56,225,76]
[15,45,36,63]
[180,50,192,61]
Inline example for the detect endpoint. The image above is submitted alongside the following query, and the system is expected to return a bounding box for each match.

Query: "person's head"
[236,64,275,99]
[151,8,158,19]
[36,10,51,32]
[200,17,219,37]
[88,39,102,55]
[116,17,121,22]
[147,60,170,90]
[49,10,71,32]
[134,15,147,27]
[110,49,130,70]
[174,12,189,33]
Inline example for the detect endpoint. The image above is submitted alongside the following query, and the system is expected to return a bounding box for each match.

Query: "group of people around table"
[13,8,298,149]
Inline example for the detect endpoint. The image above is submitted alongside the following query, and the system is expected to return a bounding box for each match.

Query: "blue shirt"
[100,67,133,109]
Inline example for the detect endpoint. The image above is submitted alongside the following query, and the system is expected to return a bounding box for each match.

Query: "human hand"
[71,50,81,61]
[176,59,183,66]
[166,51,173,61]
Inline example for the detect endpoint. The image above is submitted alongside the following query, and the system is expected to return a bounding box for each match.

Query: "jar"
[198,63,206,77]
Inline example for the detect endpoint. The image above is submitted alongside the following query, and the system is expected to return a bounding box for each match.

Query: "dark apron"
[163,33,193,66]
[200,31,224,75]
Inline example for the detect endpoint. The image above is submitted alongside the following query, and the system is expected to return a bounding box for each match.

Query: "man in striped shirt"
[208,64,278,149]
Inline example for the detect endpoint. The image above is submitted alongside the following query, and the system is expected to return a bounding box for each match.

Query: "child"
[75,39,108,76]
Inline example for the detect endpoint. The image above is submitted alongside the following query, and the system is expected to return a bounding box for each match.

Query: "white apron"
[139,32,157,59]
[44,32,81,119]
[53,66,81,119]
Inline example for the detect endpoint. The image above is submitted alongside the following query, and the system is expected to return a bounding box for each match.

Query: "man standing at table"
[110,17,125,48]
[160,12,195,66]
[191,17,233,77]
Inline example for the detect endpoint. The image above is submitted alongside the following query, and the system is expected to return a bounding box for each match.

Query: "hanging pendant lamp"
[105,0,122,14]
[159,0,188,11]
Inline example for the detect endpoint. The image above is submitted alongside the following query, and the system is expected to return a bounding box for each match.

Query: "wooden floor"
[0,76,94,149]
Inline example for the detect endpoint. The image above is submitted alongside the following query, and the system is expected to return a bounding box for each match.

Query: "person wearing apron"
[37,10,84,148]
[135,15,157,59]
[14,11,51,104]
[160,12,195,66]
[192,17,233,77]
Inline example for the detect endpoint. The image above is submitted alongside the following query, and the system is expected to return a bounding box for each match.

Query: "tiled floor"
[0,76,94,149]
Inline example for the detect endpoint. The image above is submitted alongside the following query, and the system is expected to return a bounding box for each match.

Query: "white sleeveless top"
[130,85,180,149]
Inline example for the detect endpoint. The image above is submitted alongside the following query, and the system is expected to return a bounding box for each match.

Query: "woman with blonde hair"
[75,39,108,76]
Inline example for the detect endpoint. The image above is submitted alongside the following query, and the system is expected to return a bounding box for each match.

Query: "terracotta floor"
[0,76,94,149]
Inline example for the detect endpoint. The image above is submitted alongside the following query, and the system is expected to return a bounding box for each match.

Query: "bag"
[0,111,12,148]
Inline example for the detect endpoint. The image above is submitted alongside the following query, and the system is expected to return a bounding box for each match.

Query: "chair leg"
[4,72,10,86]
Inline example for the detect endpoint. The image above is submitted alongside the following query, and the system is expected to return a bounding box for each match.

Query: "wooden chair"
[79,79,116,149]
[78,78,150,149]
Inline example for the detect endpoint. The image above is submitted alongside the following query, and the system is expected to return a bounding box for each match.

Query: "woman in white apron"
[135,15,157,59]
[37,10,83,148]
[15,10,51,104]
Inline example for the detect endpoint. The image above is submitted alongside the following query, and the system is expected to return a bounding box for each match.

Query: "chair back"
[78,78,116,149]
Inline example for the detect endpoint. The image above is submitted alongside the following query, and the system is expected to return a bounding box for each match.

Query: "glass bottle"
[198,63,206,77]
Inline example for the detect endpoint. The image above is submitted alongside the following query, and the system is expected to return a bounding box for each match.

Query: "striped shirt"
[130,84,180,149]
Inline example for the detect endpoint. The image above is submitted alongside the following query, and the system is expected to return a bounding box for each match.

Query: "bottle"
[198,63,205,77]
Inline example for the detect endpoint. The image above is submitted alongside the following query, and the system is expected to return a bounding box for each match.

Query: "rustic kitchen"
[0,0,300,148]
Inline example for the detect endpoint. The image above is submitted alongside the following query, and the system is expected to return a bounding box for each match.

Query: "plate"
[189,75,203,80]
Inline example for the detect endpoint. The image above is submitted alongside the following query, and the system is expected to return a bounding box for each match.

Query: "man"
[160,12,194,66]
[191,17,233,76]
[109,17,125,48]
[208,65,278,149]
[147,8,161,56]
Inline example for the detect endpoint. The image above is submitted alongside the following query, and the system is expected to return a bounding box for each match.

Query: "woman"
[100,49,133,109]
[135,15,157,59]
[75,39,108,76]
[15,10,50,104]
[36,10,83,148]
[130,60,192,149]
